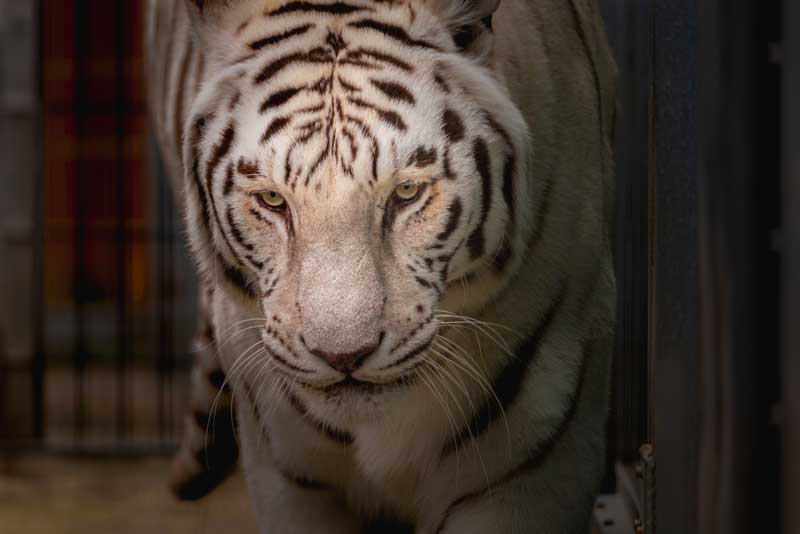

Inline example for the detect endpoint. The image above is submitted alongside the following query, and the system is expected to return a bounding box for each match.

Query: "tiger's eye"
[394,182,421,202]
[257,190,286,209]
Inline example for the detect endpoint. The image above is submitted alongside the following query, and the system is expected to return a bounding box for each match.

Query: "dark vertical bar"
[782,0,800,531]
[73,0,89,444]
[32,0,46,440]
[650,0,700,532]
[156,151,172,442]
[600,0,654,465]
[166,188,176,442]
[113,0,129,442]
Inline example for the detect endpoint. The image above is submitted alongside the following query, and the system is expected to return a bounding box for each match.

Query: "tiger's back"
[146,1,616,532]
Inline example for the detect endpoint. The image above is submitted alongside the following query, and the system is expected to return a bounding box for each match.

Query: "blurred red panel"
[41,0,150,306]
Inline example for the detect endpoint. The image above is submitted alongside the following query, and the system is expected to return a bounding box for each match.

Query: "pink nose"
[305,336,382,374]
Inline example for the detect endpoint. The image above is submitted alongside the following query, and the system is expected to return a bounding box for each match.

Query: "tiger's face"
[183,0,529,405]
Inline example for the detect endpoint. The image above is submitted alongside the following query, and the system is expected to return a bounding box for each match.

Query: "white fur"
[147,0,617,532]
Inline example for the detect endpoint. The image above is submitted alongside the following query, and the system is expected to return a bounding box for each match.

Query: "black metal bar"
[72,0,90,444]
[157,147,168,442]
[32,0,46,441]
[782,0,800,531]
[599,0,654,465]
[165,187,176,441]
[650,0,700,532]
[113,0,129,442]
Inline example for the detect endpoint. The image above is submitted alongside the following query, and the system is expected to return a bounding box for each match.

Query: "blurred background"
[0,1,257,532]
[0,1,797,534]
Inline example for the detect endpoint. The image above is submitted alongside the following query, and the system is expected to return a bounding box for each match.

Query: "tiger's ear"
[444,0,502,53]
[182,1,255,55]
[467,0,501,21]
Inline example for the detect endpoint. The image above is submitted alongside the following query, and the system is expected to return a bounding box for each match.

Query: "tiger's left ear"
[183,0,255,56]
[468,0,501,23]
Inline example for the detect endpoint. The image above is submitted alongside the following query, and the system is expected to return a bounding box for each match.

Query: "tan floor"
[0,454,257,534]
[0,454,610,534]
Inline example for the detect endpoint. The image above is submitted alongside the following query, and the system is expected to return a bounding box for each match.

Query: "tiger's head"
[181,0,531,406]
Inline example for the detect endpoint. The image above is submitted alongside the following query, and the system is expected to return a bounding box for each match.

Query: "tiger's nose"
[304,334,383,374]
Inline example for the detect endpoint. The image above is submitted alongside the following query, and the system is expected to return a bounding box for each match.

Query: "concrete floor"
[0,454,611,534]
[0,454,257,534]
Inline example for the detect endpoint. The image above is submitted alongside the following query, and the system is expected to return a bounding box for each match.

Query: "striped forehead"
[222,1,453,192]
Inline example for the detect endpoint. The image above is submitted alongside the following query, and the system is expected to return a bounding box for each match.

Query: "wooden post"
[0,0,40,443]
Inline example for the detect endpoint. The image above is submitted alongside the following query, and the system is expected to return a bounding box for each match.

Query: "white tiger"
[146,0,617,532]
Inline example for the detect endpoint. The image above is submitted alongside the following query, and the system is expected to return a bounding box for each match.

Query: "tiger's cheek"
[232,198,289,297]
[397,181,453,246]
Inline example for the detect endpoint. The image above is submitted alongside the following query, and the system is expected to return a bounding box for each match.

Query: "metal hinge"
[594,444,655,534]
[634,444,655,534]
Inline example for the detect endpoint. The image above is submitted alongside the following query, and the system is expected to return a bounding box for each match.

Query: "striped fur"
[147,0,616,532]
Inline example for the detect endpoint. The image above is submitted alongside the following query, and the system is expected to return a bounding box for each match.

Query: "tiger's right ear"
[467,0,501,21]
[436,0,501,53]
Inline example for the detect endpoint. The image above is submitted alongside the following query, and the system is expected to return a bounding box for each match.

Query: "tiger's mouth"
[281,365,423,397]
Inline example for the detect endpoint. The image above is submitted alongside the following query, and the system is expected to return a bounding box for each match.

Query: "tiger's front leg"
[236,397,362,534]
[422,478,598,534]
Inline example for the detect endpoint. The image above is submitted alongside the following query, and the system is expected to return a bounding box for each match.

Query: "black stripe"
[175,403,238,501]
[279,468,328,490]
[222,162,235,196]
[189,115,213,235]
[237,157,261,177]
[466,138,492,259]
[348,19,437,50]
[433,72,450,93]
[343,48,413,72]
[344,114,381,180]
[261,116,291,144]
[338,75,360,93]
[442,146,456,180]
[206,124,235,187]
[218,254,254,295]
[228,90,242,111]
[441,108,465,143]
[500,154,516,223]
[287,393,354,445]
[415,276,432,288]
[493,153,517,272]
[260,86,304,113]
[436,339,589,534]
[365,518,414,534]
[245,255,265,270]
[382,334,434,371]
[241,381,329,492]
[370,78,416,105]
[407,146,437,167]
[208,368,227,391]
[205,123,253,280]
[268,348,316,374]
[442,283,568,456]
[437,197,463,242]
[268,1,368,16]
[193,411,209,430]
[254,48,332,85]
[347,95,407,131]
[249,23,315,51]
[226,206,254,252]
